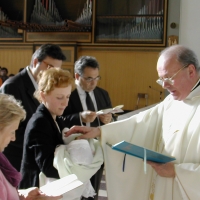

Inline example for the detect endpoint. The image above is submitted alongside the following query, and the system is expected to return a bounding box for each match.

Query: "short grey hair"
[160,45,200,73]
[74,56,100,75]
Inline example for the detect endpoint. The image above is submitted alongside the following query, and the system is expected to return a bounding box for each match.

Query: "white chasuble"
[100,86,200,200]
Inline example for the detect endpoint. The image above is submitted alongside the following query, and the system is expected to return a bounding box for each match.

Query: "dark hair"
[74,56,99,75]
[30,44,66,66]
[1,67,8,74]
[18,68,24,72]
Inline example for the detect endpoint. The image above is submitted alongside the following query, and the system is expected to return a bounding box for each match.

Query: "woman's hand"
[18,187,62,200]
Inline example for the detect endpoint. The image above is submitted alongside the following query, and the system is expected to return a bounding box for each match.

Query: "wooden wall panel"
[0,46,33,75]
[77,47,165,110]
[0,45,165,111]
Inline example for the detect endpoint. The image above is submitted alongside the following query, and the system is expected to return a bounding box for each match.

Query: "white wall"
[167,0,180,37]
[179,0,200,60]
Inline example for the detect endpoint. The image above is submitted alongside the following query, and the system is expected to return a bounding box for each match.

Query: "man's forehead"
[157,55,179,69]
[83,67,99,74]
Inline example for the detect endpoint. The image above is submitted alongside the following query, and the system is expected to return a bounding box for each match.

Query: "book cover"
[96,105,124,115]
[40,174,83,196]
[107,141,176,163]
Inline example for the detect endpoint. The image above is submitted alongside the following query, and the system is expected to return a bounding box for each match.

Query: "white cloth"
[26,66,38,90]
[39,128,103,200]
[53,134,103,199]
[100,86,200,200]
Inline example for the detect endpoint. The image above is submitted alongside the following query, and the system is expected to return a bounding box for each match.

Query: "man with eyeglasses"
[63,55,114,200]
[63,55,114,128]
[65,45,200,200]
[0,44,66,172]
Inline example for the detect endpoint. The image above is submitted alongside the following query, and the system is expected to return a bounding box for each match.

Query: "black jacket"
[63,86,113,128]
[0,68,40,171]
[19,104,65,189]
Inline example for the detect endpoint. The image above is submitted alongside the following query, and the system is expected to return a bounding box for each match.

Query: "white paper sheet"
[40,174,83,196]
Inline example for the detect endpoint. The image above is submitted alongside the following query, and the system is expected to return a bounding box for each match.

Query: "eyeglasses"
[42,60,54,68]
[156,64,189,86]
[81,75,101,82]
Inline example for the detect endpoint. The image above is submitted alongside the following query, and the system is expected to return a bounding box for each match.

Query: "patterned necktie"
[85,92,99,127]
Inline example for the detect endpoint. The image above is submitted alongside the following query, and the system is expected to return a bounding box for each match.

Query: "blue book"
[107,141,176,163]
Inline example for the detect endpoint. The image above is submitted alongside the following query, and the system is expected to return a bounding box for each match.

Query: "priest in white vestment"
[65,45,200,200]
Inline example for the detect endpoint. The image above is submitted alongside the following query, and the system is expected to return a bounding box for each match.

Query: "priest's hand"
[147,161,175,178]
[64,125,101,139]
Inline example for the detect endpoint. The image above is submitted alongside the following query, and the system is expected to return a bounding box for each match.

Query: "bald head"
[157,45,200,100]
[159,45,200,74]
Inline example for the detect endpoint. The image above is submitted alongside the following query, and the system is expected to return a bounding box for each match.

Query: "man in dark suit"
[0,44,66,171]
[63,56,114,200]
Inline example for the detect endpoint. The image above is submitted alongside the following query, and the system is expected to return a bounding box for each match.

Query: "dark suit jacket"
[63,86,113,128]
[19,104,65,189]
[0,68,40,171]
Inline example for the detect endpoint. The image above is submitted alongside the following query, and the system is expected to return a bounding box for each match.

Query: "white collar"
[191,78,200,91]
[75,80,94,95]
[26,66,38,90]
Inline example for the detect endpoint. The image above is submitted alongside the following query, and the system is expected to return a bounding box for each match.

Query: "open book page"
[40,174,83,196]
[107,141,176,163]
[96,105,124,115]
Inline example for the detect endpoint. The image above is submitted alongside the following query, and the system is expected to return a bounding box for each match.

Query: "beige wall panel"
[0,46,33,75]
[77,47,164,110]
